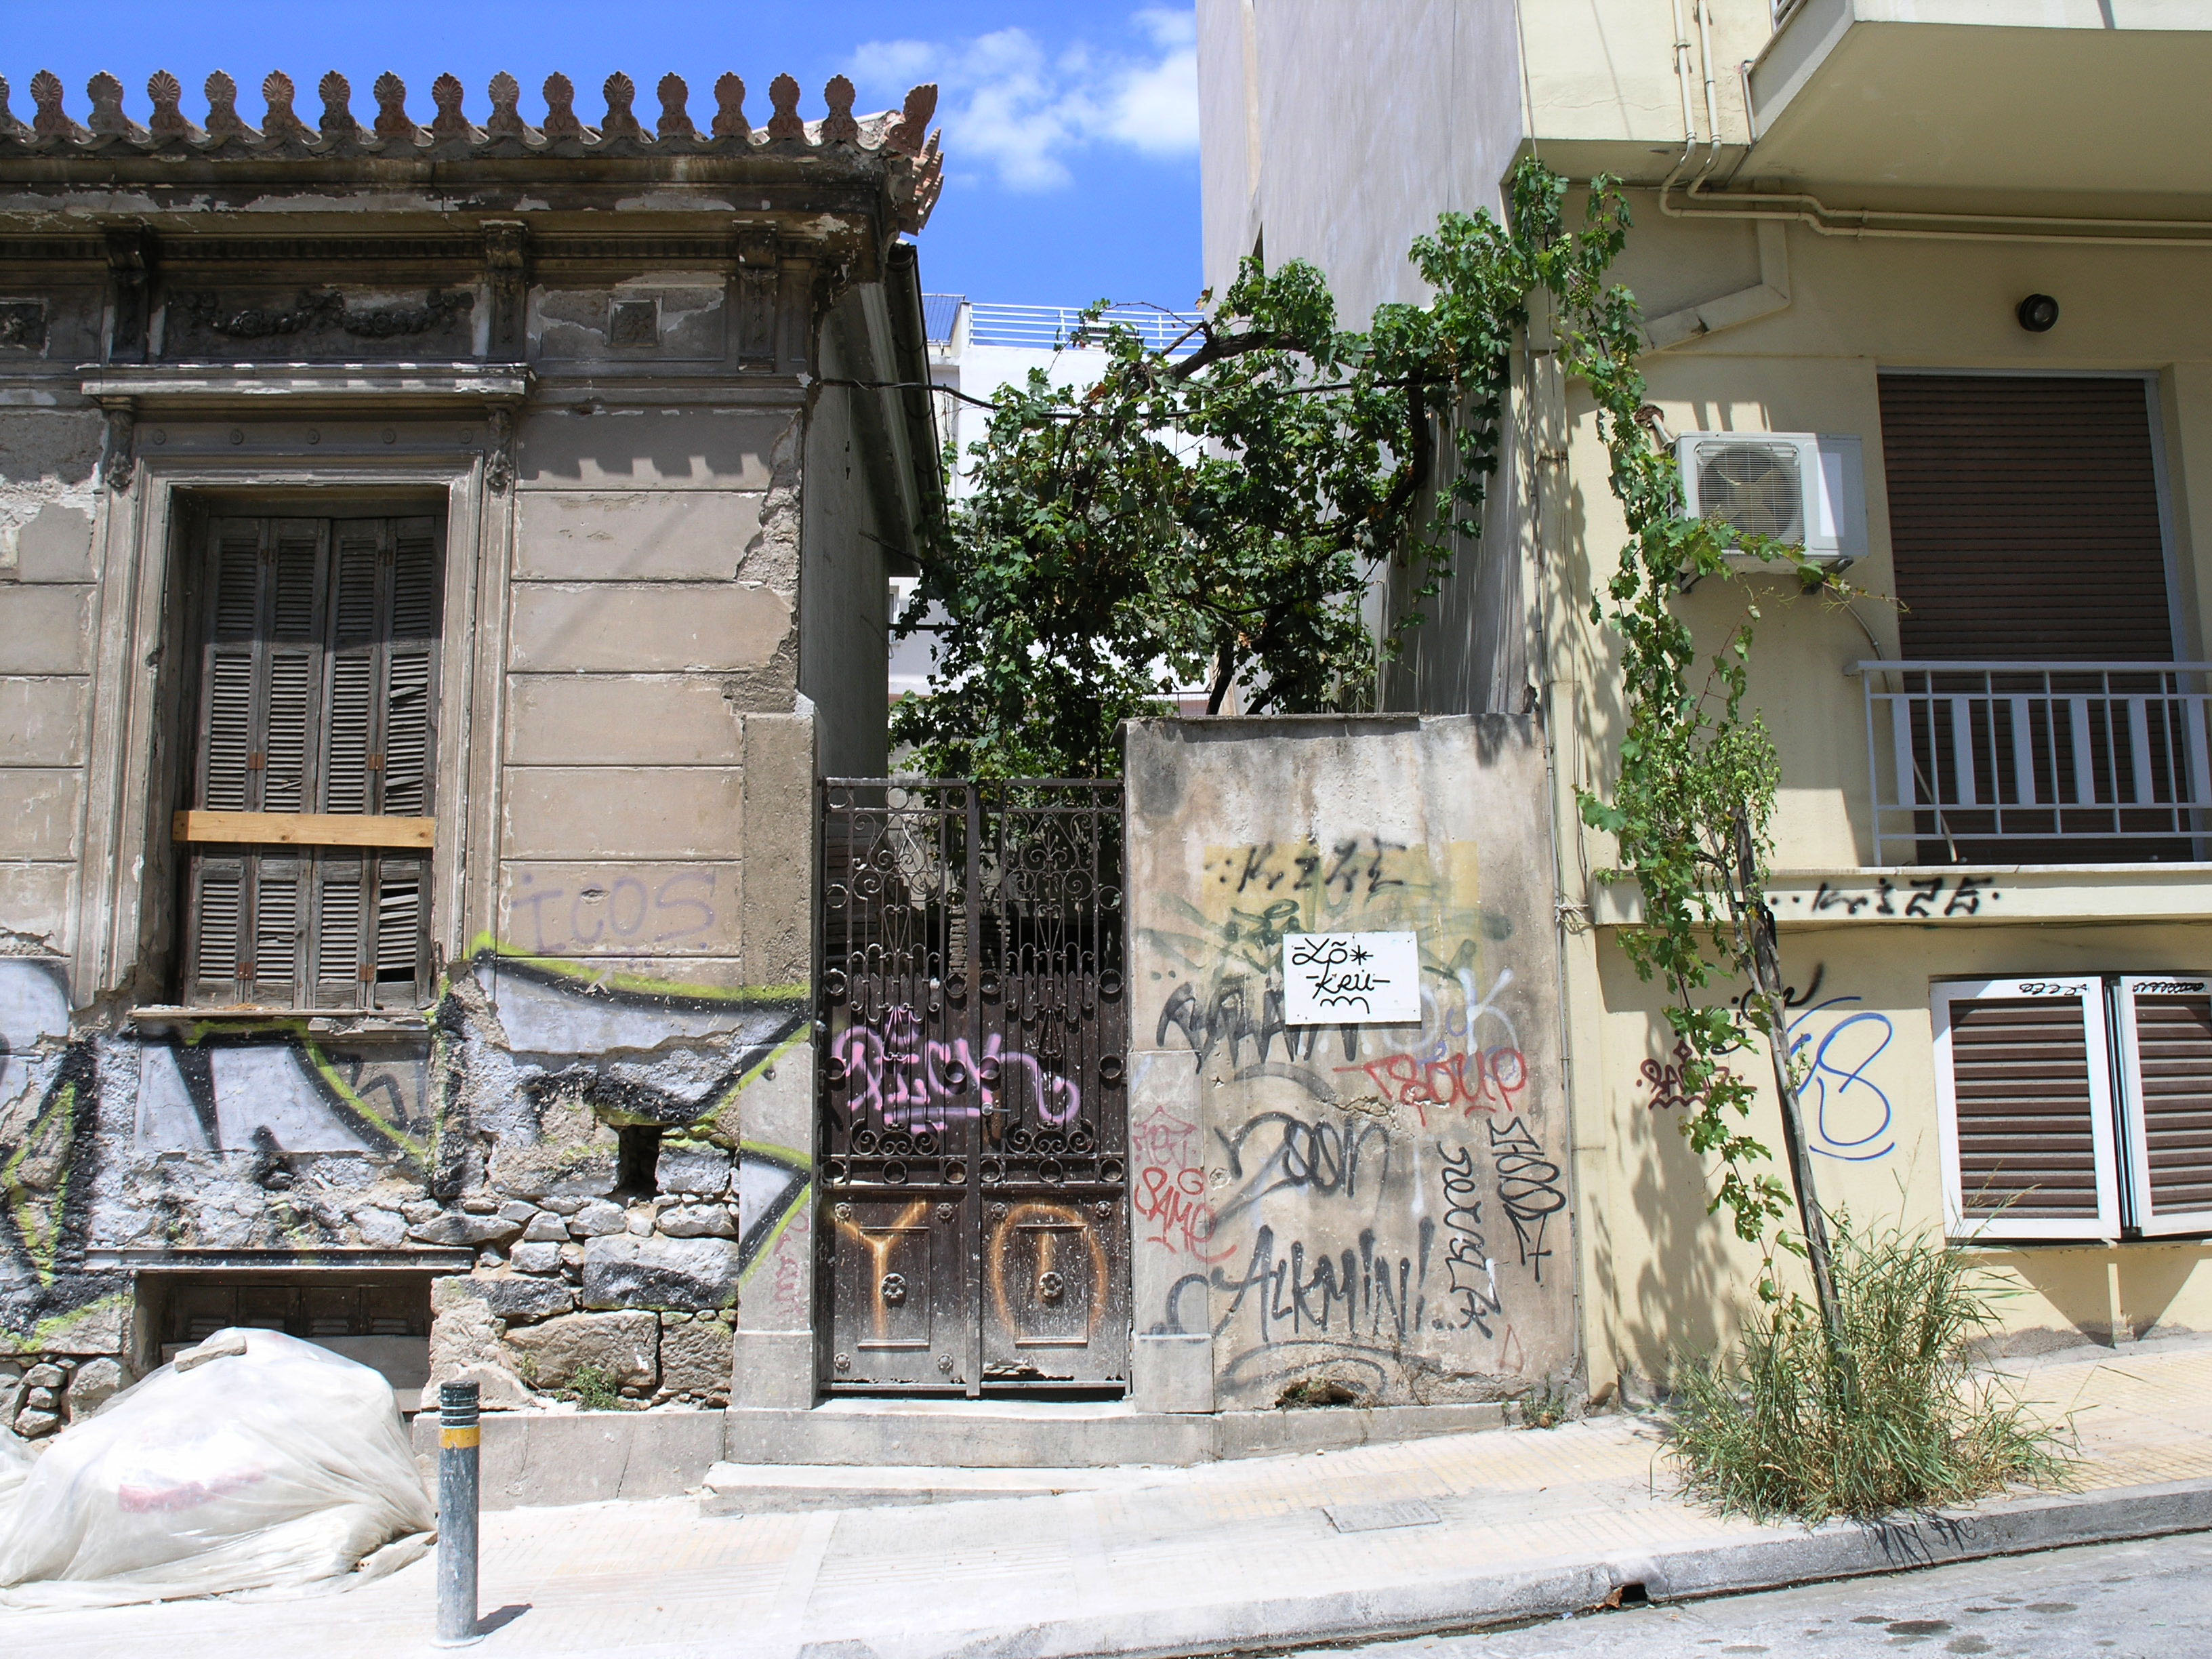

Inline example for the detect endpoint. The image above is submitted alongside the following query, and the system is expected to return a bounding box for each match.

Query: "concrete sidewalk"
[7,1338,2211,1659]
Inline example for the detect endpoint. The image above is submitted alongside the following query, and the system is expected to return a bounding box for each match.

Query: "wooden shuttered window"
[2113,976,2212,1236]
[1879,375,2173,663]
[1934,975,2212,1241]
[182,515,441,1010]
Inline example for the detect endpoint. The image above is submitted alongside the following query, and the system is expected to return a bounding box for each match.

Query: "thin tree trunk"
[1732,812,1849,1369]
[1206,654,1235,716]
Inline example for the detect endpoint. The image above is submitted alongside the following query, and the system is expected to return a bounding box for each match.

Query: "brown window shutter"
[2114,975,2212,1237]
[1933,978,2121,1240]
[184,853,247,1005]
[380,516,441,818]
[198,518,264,814]
[262,519,327,813]
[249,853,306,1006]
[373,855,428,1006]
[1879,375,2173,662]
[312,853,369,1008]
[184,514,441,1011]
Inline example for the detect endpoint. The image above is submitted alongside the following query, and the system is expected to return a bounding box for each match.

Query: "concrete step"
[699,1460,1170,1515]
[722,1396,1510,1467]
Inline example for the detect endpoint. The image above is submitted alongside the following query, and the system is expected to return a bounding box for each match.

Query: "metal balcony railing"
[1857,661,2212,865]
[962,302,1201,355]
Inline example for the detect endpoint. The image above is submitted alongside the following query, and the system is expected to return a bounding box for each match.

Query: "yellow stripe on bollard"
[441,1426,480,1450]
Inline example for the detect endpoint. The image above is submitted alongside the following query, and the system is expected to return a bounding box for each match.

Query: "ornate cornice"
[0,70,945,232]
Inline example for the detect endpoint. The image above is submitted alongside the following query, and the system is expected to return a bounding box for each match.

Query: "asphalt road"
[1312,1532,2211,1658]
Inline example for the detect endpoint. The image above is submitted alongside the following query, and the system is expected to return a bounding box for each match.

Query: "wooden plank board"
[173,810,434,849]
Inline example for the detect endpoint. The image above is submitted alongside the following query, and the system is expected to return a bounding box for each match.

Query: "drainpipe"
[1693,0,1723,190]
[1645,2,1795,350]
[1659,0,1700,207]
[1669,0,1698,158]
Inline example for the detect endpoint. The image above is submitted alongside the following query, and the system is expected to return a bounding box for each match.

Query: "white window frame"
[1931,975,2122,1242]
[2112,973,2212,1238]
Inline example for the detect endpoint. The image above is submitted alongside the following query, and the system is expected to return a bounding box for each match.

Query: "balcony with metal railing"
[922,295,1202,356]
[1856,662,2212,866]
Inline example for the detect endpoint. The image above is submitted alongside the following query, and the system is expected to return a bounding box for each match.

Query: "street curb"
[847,1477,2212,1659]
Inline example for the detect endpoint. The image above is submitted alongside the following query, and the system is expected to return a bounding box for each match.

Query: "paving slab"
[3,1340,2209,1659]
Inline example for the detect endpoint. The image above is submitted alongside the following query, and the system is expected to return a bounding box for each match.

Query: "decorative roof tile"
[0,68,947,232]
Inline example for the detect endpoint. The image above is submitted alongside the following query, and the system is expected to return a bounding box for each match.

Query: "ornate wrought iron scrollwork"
[818,777,1126,1391]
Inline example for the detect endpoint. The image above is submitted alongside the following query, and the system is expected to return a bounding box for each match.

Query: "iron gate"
[816,779,1128,1394]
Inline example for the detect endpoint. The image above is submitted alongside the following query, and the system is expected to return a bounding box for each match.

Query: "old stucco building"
[0,64,941,1449]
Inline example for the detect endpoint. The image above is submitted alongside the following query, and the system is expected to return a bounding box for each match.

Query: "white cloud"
[848,9,1199,194]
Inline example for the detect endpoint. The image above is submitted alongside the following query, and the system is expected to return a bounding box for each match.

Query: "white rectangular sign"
[1282,931,1421,1026]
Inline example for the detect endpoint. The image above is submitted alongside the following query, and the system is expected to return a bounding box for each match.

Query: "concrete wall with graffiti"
[0,945,811,1435]
[1591,914,2212,1387]
[1124,714,1578,1412]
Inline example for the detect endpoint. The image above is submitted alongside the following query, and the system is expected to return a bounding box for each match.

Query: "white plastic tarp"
[0,1327,435,1607]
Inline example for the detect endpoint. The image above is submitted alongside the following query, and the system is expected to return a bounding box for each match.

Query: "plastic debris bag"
[0,1327,435,1608]
[0,1427,35,1504]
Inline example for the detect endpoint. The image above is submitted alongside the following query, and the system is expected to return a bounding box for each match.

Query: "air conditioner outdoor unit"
[1676,431,1865,569]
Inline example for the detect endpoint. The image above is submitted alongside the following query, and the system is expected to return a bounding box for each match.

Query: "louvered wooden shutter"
[186,518,325,1004]
[1933,977,2121,1240]
[2114,975,2212,1236]
[186,514,440,1010]
[382,517,438,819]
[1879,375,2173,661]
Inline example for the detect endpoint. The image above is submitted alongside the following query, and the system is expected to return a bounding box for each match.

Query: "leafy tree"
[892,260,1446,778]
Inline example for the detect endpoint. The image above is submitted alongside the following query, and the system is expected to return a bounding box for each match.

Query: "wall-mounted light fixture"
[2017,293,2060,333]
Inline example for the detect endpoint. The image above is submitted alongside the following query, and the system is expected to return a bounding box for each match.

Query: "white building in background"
[891,297,1202,703]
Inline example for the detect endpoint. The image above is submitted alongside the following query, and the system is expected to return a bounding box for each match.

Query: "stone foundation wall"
[0,948,812,1435]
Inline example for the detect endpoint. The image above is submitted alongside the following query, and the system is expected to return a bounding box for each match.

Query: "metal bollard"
[433,1379,484,1647]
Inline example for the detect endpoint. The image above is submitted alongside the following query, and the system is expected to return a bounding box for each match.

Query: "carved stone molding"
[483,407,515,493]
[103,227,153,364]
[100,404,135,492]
[170,287,474,344]
[482,222,531,364]
[0,301,47,352]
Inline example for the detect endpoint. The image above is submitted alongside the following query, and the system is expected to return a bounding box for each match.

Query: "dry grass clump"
[1668,1217,2072,1523]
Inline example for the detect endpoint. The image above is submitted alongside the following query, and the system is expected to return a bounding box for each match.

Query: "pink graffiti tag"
[832,1016,1082,1133]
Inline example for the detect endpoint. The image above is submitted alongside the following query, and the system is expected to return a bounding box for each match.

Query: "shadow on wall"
[1605,937,1757,1389]
[1971,1243,2212,1353]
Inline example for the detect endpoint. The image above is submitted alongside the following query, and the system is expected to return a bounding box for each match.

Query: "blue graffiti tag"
[1785,996,1896,1162]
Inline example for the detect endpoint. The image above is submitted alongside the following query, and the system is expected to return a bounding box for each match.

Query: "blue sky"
[5,2,1204,310]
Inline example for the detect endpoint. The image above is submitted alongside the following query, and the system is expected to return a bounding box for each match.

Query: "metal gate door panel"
[827,1197,966,1389]
[983,1200,1125,1370]
[819,779,1126,1395]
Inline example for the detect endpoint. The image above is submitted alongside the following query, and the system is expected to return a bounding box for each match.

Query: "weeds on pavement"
[1666,1215,2073,1523]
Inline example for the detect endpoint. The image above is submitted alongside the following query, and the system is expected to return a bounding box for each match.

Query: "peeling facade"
[0,66,942,1436]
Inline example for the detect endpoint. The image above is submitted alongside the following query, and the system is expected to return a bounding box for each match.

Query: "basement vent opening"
[613,1125,663,1199]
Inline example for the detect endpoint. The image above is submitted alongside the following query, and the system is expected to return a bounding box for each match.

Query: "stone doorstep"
[698,1460,1173,1515]
[723,1397,1511,1468]
[406,1395,1518,1508]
